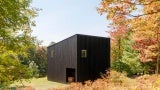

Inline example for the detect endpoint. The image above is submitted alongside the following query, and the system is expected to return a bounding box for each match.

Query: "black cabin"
[47,34,110,83]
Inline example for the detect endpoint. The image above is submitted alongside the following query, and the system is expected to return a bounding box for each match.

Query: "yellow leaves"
[142,45,158,62]
[107,11,115,19]
[99,0,160,62]
[143,1,160,14]
[126,12,159,62]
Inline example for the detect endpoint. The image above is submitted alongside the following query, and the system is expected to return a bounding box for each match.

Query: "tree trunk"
[156,25,160,76]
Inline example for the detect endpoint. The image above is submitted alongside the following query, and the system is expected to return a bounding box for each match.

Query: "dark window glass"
[81,50,87,58]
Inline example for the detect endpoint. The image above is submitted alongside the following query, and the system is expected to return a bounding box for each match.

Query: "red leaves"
[133,38,158,62]
[110,25,127,38]
[99,0,160,63]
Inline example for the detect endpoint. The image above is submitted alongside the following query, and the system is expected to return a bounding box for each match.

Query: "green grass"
[10,77,66,90]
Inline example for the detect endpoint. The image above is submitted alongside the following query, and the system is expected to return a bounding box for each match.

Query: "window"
[51,50,55,57]
[81,50,87,58]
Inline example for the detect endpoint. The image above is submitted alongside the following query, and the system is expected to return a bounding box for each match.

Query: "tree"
[111,31,144,76]
[19,46,47,77]
[0,0,38,87]
[0,0,38,53]
[34,46,47,77]
[49,41,56,46]
[98,0,160,74]
[0,0,37,30]
[0,52,32,87]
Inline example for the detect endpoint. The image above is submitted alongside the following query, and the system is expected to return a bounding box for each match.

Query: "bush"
[0,52,32,87]
[29,61,39,78]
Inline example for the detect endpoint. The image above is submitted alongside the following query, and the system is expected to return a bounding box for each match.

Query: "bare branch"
[120,0,158,5]
[127,11,160,17]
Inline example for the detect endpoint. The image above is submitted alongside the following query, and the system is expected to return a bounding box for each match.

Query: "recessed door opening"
[66,68,75,83]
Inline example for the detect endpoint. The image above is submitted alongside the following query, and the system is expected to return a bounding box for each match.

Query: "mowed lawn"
[10,77,66,90]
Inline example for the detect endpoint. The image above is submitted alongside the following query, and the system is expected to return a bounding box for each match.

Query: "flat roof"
[47,34,110,47]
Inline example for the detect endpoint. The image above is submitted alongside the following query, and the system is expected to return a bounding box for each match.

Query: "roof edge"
[47,34,110,48]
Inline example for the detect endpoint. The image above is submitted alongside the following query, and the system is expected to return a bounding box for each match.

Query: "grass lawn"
[9,71,160,90]
[10,77,66,90]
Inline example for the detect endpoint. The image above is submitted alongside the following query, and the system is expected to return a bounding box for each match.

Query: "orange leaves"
[98,0,132,19]
[143,1,160,14]
[98,0,160,62]
[132,28,158,62]
[136,44,158,62]
[131,12,160,62]
[110,25,128,38]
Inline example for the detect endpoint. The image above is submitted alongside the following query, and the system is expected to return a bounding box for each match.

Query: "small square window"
[51,50,55,57]
[81,50,87,58]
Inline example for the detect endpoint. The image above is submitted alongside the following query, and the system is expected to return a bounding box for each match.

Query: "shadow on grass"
[0,86,35,90]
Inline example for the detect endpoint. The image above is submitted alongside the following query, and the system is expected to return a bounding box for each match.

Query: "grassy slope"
[10,71,160,90]
[10,77,66,90]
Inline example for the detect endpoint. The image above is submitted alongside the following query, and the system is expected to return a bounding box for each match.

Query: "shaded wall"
[47,35,77,83]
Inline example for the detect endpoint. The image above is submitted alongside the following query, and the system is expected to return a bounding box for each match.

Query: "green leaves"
[19,46,47,78]
[99,0,160,73]
[0,52,32,87]
[111,33,144,76]
[0,0,39,87]
[0,0,35,29]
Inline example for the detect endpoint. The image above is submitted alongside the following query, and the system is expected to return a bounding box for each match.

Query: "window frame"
[81,50,87,58]
[51,50,55,57]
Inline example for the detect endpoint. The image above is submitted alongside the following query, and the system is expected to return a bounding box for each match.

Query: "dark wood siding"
[47,34,110,83]
[47,35,77,83]
[77,34,110,82]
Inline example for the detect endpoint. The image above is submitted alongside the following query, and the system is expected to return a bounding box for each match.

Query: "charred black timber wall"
[47,34,110,83]
[77,34,110,82]
[47,35,77,83]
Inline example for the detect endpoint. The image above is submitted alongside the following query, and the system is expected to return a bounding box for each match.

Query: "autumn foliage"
[98,0,160,74]
[49,71,160,90]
